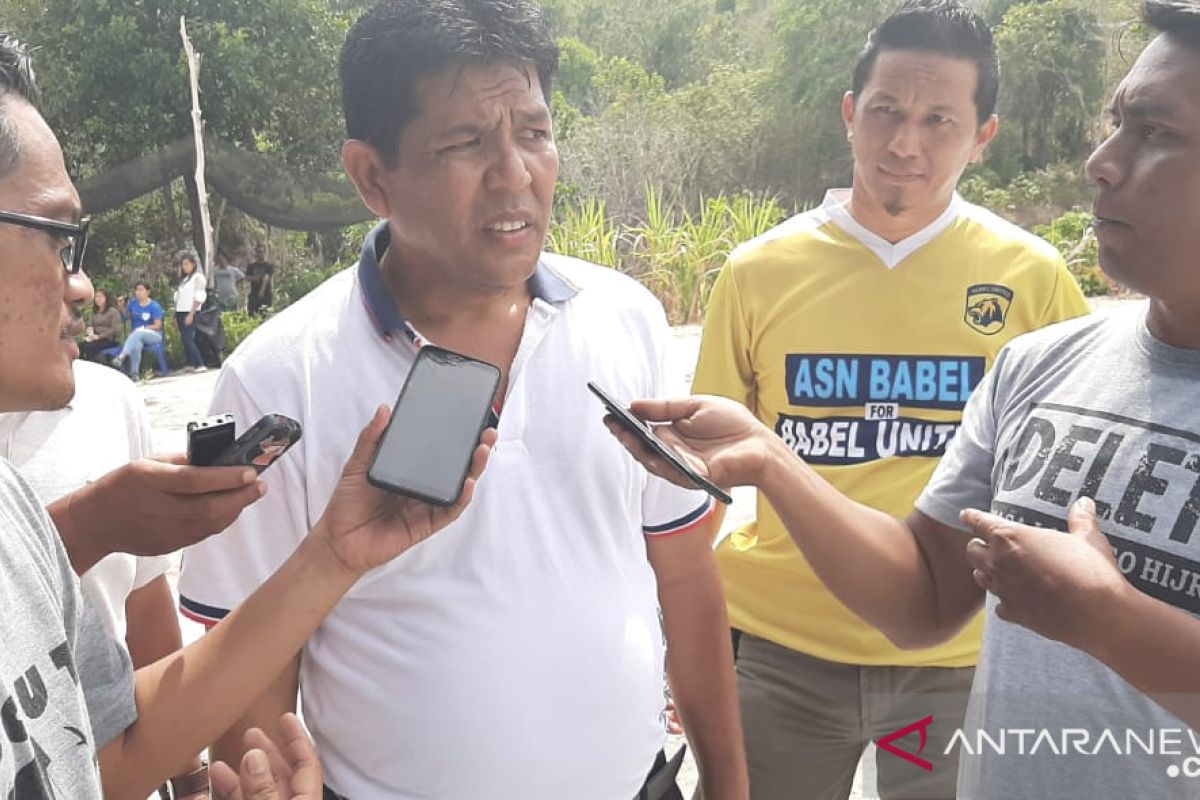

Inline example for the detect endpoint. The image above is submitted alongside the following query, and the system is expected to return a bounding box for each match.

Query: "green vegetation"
[1035,210,1111,297]
[157,309,273,372]
[1,0,1144,366]
[550,190,787,324]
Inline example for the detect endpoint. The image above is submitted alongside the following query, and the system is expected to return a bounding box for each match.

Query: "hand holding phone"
[368,346,501,506]
[587,382,733,505]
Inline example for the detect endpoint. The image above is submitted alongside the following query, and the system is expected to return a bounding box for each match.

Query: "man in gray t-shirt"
[913,303,1200,798]
[0,461,134,796]
[605,3,1200,797]
[214,255,245,310]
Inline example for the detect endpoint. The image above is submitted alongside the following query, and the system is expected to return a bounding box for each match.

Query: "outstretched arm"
[50,458,264,575]
[124,575,208,798]
[608,396,984,649]
[98,409,495,800]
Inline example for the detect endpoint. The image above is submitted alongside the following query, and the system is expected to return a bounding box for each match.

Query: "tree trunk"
[212,195,227,263]
[317,227,341,265]
[181,16,214,271]
[160,181,183,247]
[183,171,205,260]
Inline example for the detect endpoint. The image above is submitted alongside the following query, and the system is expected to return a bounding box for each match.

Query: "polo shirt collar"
[357,221,578,341]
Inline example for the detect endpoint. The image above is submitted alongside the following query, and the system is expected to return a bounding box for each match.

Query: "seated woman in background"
[112,282,165,379]
[80,288,122,363]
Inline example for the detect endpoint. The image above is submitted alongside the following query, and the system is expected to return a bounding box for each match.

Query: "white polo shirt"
[179,223,714,799]
[0,360,172,643]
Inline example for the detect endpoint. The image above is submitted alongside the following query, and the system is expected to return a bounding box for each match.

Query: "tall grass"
[546,196,622,269]
[549,187,787,324]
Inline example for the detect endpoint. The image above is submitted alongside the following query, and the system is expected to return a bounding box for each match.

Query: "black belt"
[323,745,686,800]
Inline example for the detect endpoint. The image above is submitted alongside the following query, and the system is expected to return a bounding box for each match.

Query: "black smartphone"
[213,414,302,473]
[587,381,733,505]
[187,413,236,466]
[368,346,501,506]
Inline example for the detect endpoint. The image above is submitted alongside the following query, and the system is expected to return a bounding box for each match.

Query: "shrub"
[1034,209,1113,297]
[558,56,771,223]
[273,260,347,309]
[960,162,1093,227]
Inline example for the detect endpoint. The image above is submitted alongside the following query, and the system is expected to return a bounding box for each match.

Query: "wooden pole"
[180,16,214,283]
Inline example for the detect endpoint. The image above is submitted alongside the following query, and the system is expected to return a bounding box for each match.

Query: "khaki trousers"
[736,632,974,800]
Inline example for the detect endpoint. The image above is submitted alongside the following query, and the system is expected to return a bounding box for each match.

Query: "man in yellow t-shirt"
[692,2,1089,798]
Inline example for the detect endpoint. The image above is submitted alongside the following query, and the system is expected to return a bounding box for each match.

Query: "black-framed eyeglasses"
[0,210,90,273]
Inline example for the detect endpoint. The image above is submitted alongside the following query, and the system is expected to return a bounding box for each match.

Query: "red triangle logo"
[877,715,934,772]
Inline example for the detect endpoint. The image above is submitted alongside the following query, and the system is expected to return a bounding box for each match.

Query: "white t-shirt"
[174,271,207,313]
[0,360,172,643]
[180,226,713,800]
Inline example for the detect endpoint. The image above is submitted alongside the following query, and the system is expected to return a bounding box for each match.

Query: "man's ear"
[971,114,1000,164]
[342,140,394,219]
[841,91,857,141]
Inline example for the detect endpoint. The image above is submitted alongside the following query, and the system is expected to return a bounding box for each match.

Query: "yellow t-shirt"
[694,190,1091,668]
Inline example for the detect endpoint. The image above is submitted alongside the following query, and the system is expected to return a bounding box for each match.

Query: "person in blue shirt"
[112,281,165,379]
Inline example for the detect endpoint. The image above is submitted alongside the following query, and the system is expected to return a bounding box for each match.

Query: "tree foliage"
[991,0,1105,174]
[28,0,350,175]
[0,0,1152,303]
[5,0,356,277]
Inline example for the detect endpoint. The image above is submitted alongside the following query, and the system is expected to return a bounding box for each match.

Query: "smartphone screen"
[587,382,733,505]
[368,347,501,505]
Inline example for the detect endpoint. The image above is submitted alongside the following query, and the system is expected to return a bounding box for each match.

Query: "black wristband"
[164,762,209,798]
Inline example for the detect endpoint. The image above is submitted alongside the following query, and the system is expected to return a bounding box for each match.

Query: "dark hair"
[134,281,150,292]
[93,288,111,314]
[1144,0,1200,47]
[179,252,200,279]
[340,0,559,164]
[852,0,999,125]
[0,31,39,178]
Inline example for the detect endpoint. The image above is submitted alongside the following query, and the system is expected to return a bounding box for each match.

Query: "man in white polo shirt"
[178,2,746,799]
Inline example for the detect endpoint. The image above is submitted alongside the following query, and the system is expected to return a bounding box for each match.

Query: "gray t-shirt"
[0,458,136,797]
[214,265,244,306]
[917,302,1200,799]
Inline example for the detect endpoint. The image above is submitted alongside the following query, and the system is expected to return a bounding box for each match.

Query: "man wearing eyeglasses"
[0,29,499,800]
[0,209,88,266]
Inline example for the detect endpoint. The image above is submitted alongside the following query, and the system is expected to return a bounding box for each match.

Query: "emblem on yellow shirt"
[964,284,1014,335]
